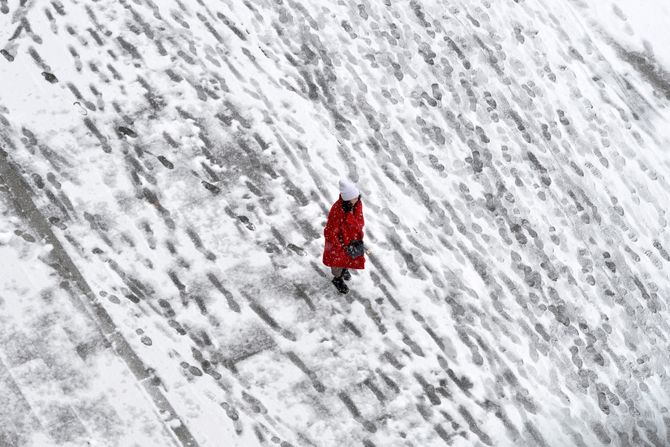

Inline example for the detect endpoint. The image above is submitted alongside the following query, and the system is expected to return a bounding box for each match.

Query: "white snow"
[2,0,670,446]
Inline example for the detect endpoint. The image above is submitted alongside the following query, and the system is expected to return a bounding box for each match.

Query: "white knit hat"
[339,178,359,201]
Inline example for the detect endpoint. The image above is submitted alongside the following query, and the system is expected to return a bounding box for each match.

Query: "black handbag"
[346,240,365,258]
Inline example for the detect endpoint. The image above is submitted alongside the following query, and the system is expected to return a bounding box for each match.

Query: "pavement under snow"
[1,0,670,446]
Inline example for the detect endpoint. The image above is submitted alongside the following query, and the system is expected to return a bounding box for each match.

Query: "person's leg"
[330,267,348,293]
[342,269,351,281]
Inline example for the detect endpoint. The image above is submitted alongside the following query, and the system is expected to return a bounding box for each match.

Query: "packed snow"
[1,0,670,446]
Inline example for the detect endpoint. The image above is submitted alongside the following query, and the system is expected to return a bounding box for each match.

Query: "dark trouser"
[331,267,344,278]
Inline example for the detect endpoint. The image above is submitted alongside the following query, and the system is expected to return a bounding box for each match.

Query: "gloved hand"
[345,240,365,258]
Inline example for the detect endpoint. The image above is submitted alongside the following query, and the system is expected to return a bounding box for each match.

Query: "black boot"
[332,276,349,294]
[342,269,351,281]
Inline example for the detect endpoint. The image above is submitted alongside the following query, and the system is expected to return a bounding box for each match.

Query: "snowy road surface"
[2,0,670,446]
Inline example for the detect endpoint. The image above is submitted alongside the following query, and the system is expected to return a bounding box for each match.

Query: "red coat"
[323,196,365,269]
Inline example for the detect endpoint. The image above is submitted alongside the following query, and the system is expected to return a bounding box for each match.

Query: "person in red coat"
[323,178,365,294]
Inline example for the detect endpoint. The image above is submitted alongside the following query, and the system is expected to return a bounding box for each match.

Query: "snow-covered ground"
[2,0,670,446]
